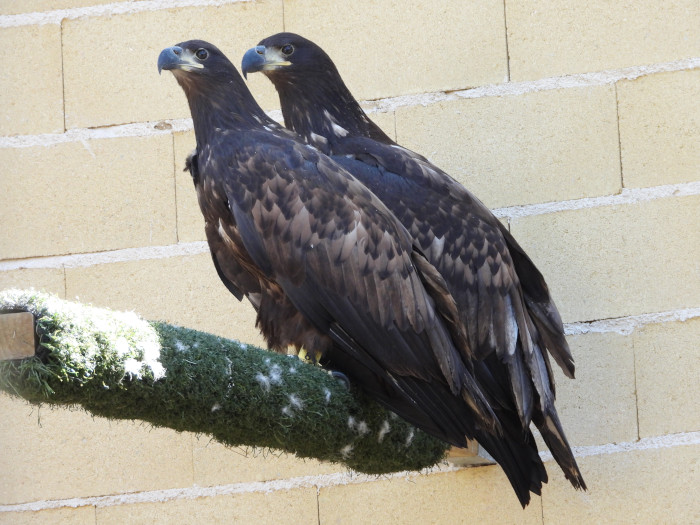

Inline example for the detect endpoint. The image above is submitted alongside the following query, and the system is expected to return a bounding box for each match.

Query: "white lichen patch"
[405,429,415,447]
[323,388,331,404]
[114,337,130,357]
[0,289,167,381]
[288,394,304,410]
[347,416,370,435]
[268,364,283,385]
[123,358,143,377]
[138,337,165,380]
[378,420,391,443]
[281,393,304,417]
[340,444,354,459]
[174,340,188,352]
[211,403,222,412]
[256,373,271,392]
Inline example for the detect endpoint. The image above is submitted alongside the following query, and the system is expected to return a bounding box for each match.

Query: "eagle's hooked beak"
[241,45,291,79]
[158,46,204,74]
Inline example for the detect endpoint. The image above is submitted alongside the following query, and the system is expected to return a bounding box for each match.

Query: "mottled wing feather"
[206,227,251,302]
[254,34,585,493]
[326,138,589,489]
[209,131,499,431]
[186,151,260,303]
[330,138,565,423]
[498,224,575,378]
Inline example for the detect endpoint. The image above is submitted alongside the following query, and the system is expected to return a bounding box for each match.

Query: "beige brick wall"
[0,136,177,259]
[285,0,509,98]
[0,24,63,135]
[505,1,700,81]
[617,69,700,188]
[509,195,700,323]
[395,84,621,208]
[0,1,698,523]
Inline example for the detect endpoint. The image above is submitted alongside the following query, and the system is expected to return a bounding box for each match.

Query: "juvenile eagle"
[242,33,586,499]
[158,40,563,495]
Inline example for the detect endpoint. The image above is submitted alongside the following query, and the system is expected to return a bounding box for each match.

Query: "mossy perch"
[0,289,451,474]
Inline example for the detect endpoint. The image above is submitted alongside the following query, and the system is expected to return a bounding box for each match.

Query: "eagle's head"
[158,40,240,91]
[241,32,336,80]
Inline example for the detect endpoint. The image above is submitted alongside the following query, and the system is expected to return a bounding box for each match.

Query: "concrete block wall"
[0,1,698,523]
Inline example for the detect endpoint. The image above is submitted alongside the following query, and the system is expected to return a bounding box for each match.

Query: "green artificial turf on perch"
[0,289,449,474]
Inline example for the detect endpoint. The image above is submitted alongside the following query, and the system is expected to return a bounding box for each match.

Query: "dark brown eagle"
[241,33,586,498]
[159,39,577,507]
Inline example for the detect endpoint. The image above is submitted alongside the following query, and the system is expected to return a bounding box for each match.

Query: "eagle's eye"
[195,48,209,60]
[281,44,294,56]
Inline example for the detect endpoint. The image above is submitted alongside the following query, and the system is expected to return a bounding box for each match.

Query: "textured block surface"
[62,1,283,129]
[96,487,319,525]
[0,507,94,525]
[510,195,700,323]
[365,111,396,141]
[173,130,205,243]
[635,318,700,438]
[319,468,542,524]
[0,269,65,297]
[395,85,621,208]
[192,436,341,488]
[0,136,176,259]
[507,0,700,80]
[284,0,508,100]
[0,25,63,135]
[0,394,193,505]
[0,0,113,14]
[548,331,638,446]
[618,69,700,188]
[541,445,700,523]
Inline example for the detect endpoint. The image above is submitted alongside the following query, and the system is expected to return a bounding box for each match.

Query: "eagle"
[159,39,570,507]
[241,33,586,495]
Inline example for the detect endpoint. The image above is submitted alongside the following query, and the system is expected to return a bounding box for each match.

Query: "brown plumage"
[242,33,586,502]
[158,42,569,491]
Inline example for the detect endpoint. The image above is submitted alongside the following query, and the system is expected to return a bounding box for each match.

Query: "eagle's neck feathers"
[175,71,272,145]
[270,68,393,151]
